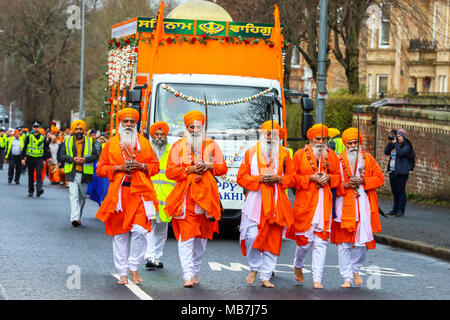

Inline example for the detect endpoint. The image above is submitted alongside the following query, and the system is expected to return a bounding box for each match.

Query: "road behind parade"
[0,169,448,302]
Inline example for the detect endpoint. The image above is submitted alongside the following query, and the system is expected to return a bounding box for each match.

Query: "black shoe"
[28,192,33,197]
[386,210,397,216]
[146,258,162,269]
[72,220,81,227]
[37,189,44,197]
[8,180,12,184]
[396,211,404,217]
[15,181,19,185]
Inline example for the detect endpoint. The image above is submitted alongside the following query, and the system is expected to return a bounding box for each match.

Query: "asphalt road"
[0,169,449,301]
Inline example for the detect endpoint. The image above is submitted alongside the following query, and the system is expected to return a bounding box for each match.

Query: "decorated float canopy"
[107,0,286,134]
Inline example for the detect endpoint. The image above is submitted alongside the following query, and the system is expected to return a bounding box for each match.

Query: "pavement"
[376,196,450,261]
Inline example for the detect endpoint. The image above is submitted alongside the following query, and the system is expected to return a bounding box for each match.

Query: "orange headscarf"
[118,108,139,123]
[342,127,363,145]
[307,123,328,140]
[70,120,87,133]
[260,120,285,140]
[183,110,205,127]
[149,121,169,137]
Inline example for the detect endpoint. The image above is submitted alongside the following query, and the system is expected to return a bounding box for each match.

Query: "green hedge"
[285,93,372,152]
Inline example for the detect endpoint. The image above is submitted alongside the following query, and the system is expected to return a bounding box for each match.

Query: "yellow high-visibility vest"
[151,143,176,222]
[5,136,24,159]
[64,136,94,175]
[26,134,45,158]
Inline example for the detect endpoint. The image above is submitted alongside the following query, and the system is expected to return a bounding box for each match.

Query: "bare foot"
[117,275,128,285]
[353,273,363,286]
[130,271,143,285]
[193,275,200,285]
[246,271,258,284]
[184,279,194,288]
[261,280,274,288]
[341,281,352,288]
[294,267,304,283]
[313,281,323,289]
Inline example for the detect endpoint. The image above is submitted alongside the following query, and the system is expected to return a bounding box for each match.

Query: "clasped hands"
[309,172,330,187]
[72,156,86,165]
[259,173,282,185]
[114,159,146,174]
[187,162,213,175]
[344,176,365,189]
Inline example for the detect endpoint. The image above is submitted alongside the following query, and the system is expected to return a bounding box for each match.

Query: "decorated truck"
[105,1,309,224]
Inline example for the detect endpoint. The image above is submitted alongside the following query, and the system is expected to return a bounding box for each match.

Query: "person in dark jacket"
[384,128,412,217]
[60,120,99,226]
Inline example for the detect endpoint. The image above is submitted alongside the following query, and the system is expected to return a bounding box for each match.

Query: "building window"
[368,74,373,98]
[291,46,300,69]
[439,75,447,93]
[376,75,388,97]
[379,2,391,48]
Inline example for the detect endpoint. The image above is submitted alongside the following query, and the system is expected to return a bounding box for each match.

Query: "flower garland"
[161,84,273,106]
[305,145,329,173]
[339,150,366,198]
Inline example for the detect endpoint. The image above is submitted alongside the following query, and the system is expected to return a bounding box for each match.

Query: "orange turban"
[184,110,205,127]
[149,121,169,137]
[70,120,87,133]
[14,129,20,134]
[260,120,284,139]
[118,108,139,123]
[50,126,59,134]
[38,128,46,135]
[307,124,328,140]
[342,127,363,145]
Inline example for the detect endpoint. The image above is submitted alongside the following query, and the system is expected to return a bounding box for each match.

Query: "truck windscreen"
[154,83,281,138]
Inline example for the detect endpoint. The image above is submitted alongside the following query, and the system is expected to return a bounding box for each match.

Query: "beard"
[259,138,278,172]
[186,131,203,158]
[347,148,362,172]
[311,142,327,160]
[74,132,83,140]
[151,137,168,160]
[118,123,137,149]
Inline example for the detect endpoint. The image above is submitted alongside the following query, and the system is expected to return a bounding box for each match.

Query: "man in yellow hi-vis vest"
[5,129,24,184]
[60,120,99,227]
[145,121,175,269]
[0,127,8,170]
[21,121,50,197]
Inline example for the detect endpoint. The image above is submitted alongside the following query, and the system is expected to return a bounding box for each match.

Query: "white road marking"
[112,274,154,300]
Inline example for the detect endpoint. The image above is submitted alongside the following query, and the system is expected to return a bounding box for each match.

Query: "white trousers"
[68,172,88,222]
[145,220,169,260]
[293,234,328,283]
[244,225,277,281]
[178,237,207,281]
[337,242,368,282]
[112,224,148,276]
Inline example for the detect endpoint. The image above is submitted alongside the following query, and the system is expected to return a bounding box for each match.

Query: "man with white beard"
[330,127,384,288]
[286,124,340,289]
[144,121,175,269]
[96,108,160,285]
[237,120,295,288]
[164,110,228,287]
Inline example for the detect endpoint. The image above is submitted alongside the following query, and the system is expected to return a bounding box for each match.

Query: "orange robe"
[95,134,160,236]
[330,150,384,249]
[237,143,295,256]
[286,145,341,246]
[164,137,228,242]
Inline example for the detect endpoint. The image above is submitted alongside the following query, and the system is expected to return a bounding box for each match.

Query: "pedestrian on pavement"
[0,127,7,170]
[60,120,99,227]
[21,121,50,197]
[164,110,228,288]
[95,108,160,285]
[144,121,175,270]
[384,128,414,217]
[331,128,385,288]
[285,124,340,289]
[237,120,295,288]
[5,129,24,184]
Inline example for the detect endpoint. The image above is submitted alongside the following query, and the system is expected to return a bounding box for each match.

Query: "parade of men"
[144,121,175,269]
[330,127,385,288]
[164,110,228,288]
[286,124,340,289]
[236,120,295,288]
[95,108,160,285]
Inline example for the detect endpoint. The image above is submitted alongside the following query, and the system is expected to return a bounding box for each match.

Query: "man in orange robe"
[96,108,160,285]
[164,110,228,288]
[285,124,340,289]
[330,127,384,288]
[237,120,295,288]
